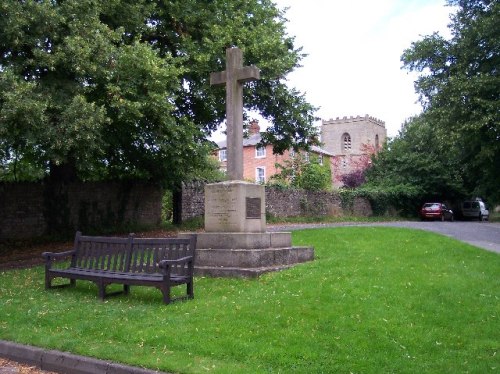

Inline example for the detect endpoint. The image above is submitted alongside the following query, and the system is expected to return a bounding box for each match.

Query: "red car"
[420,203,454,221]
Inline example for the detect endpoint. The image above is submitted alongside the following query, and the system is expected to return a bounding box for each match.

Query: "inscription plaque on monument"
[246,197,261,219]
[205,181,266,232]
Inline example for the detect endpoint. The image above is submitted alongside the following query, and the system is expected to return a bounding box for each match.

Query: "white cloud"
[274,0,453,136]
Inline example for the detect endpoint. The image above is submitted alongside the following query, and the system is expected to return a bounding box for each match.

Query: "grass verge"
[1,227,499,373]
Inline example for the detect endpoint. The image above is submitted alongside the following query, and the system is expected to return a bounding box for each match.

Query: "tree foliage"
[0,0,318,186]
[401,0,499,203]
[334,143,377,189]
[271,153,331,191]
[341,170,366,189]
[365,116,466,203]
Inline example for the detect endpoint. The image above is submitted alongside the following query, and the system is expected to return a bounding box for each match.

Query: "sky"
[269,0,454,137]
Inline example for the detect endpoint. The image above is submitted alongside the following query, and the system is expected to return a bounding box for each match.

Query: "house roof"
[216,133,334,157]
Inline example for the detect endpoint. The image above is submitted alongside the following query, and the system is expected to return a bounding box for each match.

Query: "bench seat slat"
[49,268,190,283]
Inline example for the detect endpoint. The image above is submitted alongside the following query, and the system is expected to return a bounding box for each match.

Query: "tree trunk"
[44,160,78,235]
[172,185,182,225]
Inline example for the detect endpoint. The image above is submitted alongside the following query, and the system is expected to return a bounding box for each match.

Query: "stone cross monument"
[204,47,266,233]
[180,46,314,277]
[210,47,260,180]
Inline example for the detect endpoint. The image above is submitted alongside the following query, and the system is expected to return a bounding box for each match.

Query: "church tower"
[321,114,387,187]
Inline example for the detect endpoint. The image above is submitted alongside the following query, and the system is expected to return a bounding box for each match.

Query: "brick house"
[216,120,334,184]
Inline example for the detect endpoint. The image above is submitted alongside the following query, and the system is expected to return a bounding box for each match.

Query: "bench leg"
[123,284,130,295]
[45,271,52,290]
[160,285,171,304]
[187,280,194,299]
[97,279,106,300]
[162,289,171,304]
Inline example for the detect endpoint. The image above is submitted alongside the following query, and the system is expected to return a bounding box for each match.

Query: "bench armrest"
[42,250,76,260]
[158,256,193,269]
[42,250,76,269]
[158,256,194,277]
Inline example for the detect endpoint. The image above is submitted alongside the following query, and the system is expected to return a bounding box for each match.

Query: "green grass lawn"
[1,227,499,373]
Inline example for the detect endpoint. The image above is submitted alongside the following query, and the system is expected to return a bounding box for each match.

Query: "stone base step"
[196,246,314,268]
[180,231,292,249]
[195,264,298,278]
[179,232,315,278]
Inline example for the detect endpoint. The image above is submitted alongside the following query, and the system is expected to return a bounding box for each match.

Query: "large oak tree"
[401,0,499,202]
[0,0,318,187]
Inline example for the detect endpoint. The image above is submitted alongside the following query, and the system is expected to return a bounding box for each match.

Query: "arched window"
[342,133,352,151]
[375,134,380,149]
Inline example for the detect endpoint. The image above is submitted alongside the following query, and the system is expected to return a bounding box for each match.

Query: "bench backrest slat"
[131,237,195,276]
[71,232,195,276]
[74,234,133,272]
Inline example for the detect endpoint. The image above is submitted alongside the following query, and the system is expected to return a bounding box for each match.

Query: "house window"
[342,157,348,168]
[290,149,295,158]
[256,146,266,158]
[219,149,227,161]
[319,154,324,165]
[304,152,310,162]
[256,167,265,184]
[342,133,352,151]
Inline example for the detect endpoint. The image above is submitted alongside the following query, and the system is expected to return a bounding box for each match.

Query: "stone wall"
[181,183,373,221]
[0,181,162,240]
[181,182,206,222]
[0,183,47,239]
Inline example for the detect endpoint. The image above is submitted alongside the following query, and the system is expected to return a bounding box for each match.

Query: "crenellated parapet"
[322,114,386,128]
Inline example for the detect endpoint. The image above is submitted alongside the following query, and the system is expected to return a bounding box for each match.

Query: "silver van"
[461,200,489,221]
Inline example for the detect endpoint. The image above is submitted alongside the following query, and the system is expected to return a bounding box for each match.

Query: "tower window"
[342,133,352,151]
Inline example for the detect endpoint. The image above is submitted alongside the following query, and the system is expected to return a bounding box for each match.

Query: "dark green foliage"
[0,0,318,186]
[365,115,467,213]
[270,153,331,191]
[400,0,499,203]
[356,185,424,217]
[366,0,499,208]
[162,190,174,223]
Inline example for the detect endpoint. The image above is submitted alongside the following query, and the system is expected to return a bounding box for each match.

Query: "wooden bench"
[42,231,196,304]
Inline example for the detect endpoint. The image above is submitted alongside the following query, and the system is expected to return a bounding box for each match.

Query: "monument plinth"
[184,47,314,278]
[205,181,265,233]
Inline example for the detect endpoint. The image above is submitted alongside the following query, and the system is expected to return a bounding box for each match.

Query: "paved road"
[268,221,500,254]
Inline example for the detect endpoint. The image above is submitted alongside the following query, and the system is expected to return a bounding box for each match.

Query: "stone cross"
[210,47,260,180]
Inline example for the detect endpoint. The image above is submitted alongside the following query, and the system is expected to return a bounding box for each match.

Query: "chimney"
[248,119,260,135]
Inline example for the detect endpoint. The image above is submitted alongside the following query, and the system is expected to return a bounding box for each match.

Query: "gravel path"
[0,358,55,374]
